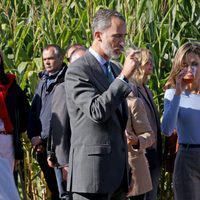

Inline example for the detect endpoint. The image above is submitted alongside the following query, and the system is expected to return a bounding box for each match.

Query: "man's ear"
[94,31,102,42]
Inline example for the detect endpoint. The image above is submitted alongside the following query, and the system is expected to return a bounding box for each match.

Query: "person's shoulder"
[164,88,175,100]
[69,53,88,67]
[127,82,139,97]
[127,95,143,110]
[54,82,65,93]
[9,78,18,88]
[8,79,24,94]
[165,88,175,95]
[52,83,66,104]
[66,52,93,76]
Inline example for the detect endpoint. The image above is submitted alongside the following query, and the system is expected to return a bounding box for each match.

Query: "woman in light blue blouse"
[162,41,200,200]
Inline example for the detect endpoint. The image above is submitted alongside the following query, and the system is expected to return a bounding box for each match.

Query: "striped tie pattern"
[104,62,115,83]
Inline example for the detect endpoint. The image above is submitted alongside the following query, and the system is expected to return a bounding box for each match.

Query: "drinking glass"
[182,65,197,84]
[122,40,138,56]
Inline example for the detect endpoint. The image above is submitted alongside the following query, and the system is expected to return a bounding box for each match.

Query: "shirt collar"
[89,47,107,66]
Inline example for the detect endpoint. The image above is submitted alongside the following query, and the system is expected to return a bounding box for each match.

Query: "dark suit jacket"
[65,50,131,193]
[131,84,162,165]
[6,80,30,160]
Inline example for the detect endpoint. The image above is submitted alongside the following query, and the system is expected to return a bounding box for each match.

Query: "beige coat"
[126,92,155,196]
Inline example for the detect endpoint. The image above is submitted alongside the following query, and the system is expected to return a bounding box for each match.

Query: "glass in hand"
[182,64,198,84]
[121,40,138,56]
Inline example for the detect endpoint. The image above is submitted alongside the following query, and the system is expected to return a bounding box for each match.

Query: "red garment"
[0,74,16,132]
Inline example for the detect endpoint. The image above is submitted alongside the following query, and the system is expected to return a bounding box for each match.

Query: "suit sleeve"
[65,62,131,124]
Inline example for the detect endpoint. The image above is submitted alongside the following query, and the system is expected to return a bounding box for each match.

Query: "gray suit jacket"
[65,50,131,193]
[51,82,71,166]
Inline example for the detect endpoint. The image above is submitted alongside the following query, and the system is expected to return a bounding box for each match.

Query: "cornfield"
[0,0,199,199]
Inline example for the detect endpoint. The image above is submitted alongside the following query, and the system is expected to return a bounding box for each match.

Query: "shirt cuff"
[117,74,129,83]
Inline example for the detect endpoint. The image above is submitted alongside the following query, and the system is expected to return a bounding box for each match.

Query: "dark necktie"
[105,61,123,115]
[104,62,115,83]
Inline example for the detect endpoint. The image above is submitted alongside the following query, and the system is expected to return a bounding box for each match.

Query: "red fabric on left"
[0,74,16,132]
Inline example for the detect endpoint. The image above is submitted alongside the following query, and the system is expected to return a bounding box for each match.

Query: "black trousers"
[37,151,60,200]
[129,194,144,200]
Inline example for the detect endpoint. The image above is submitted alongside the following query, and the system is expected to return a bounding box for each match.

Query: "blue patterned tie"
[105,62,122,113]
[104,62,115,83]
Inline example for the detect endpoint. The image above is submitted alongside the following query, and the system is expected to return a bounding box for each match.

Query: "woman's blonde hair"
[131,48,152,85]
[164,41,200,89]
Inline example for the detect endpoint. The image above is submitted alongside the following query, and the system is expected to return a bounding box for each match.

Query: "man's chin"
[105,50,121,60]
[110,53,121,60]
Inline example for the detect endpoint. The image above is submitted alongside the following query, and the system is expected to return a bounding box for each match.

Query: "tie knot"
[104,61,110,68]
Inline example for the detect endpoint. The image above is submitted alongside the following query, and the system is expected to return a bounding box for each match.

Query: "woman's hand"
[127,136,139,146]
[175,68,188,95]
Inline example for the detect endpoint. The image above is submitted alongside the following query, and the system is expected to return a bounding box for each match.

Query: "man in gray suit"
[65,8,140,200]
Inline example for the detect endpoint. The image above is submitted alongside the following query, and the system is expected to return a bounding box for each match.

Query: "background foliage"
[0,0,199,199]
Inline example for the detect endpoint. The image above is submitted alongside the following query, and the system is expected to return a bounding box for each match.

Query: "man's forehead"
[110,15,125,23]
[105,17,126,34]
[43,48,56,56]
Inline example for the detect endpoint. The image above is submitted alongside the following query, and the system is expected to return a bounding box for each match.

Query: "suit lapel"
[137,86,155,114]
[137,85,161,132]
[144,86,160,128]
[85,51,110,90]
[85,52,128,129]
[142,86,162,152]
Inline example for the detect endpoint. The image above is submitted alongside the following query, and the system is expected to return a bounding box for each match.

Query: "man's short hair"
[43,44,63,58]
[66,44,86,61]
[91,8,125,36]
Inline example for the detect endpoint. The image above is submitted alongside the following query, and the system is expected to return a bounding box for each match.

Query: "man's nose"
[119,41,125,48]
[45,59,50,64]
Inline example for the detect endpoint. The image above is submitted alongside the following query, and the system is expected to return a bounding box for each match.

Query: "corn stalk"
[0,0,200,199]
